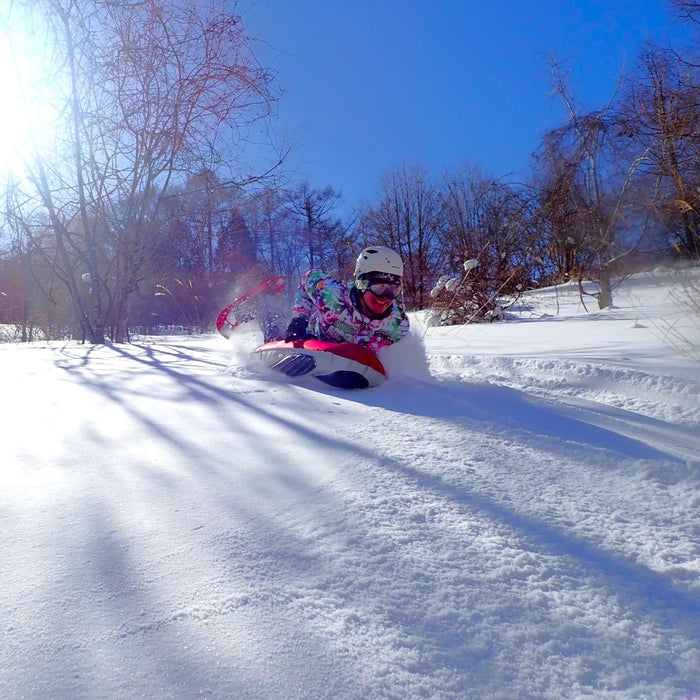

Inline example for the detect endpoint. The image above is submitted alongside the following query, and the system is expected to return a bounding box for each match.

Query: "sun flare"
[0,20,61,179]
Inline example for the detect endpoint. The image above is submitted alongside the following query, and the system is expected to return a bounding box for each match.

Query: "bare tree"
[1,0,275,342]
[432,165,532,323]
[284,183,352,274]
[618,45,700,259]
[358,163,442,309]
[243,187,301,281]
[670,0,700,23]
[529,164,583,285]
[537,65,649,310]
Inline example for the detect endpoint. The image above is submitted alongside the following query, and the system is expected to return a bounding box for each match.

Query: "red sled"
[254,339,387,389]
[216,276,285,339]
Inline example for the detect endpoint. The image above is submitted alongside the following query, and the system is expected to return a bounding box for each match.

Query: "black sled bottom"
[316,371,370,389]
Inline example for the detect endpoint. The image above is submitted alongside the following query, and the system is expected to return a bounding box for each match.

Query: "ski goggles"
[368,281,401,300]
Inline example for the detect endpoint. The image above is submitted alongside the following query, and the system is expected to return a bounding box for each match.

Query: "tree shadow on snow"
[44,338,700,695]
[378,447,700,619]
[356,376,696,465]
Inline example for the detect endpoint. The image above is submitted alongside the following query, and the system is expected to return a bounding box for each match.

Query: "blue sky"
[241,0,691,215]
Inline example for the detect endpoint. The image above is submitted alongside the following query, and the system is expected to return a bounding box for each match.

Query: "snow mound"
[378,322,432,381]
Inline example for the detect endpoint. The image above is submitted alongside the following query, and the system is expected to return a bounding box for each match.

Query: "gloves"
[285,316,316,342]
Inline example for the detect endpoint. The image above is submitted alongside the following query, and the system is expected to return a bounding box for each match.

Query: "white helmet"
[354,246,403,279]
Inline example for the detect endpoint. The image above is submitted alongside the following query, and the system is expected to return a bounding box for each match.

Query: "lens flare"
[0,11,62,179]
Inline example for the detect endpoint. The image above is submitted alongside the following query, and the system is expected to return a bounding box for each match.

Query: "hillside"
[1,267,699,699]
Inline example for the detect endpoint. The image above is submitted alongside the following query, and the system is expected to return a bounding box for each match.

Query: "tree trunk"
[598,262,613,309]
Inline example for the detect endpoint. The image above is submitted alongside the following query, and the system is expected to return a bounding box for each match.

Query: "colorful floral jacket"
[292,270,410,352]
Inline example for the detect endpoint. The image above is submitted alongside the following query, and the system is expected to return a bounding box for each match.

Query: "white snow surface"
[2,268,699,699]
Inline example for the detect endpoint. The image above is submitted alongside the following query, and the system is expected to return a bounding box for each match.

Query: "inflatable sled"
[216,276,285,339]
[254,339,387,389]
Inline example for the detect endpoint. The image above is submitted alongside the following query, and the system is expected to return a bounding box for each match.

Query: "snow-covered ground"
[2,268,699,699]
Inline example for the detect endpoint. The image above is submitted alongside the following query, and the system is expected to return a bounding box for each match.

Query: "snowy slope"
[1,268,699,699]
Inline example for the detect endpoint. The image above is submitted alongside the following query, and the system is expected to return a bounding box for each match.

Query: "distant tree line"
[0,0,698,342]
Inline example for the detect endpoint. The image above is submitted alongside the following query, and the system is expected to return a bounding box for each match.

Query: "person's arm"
[290,270,317,318]
[285,271,323,341]
[366,309,410,352]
